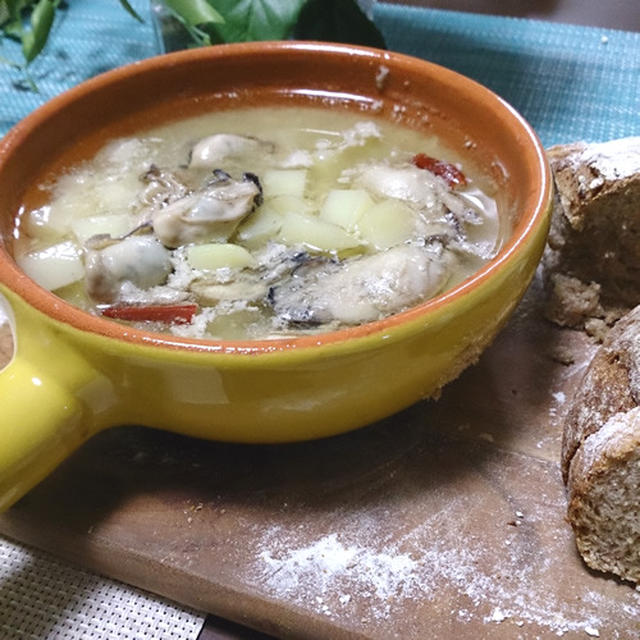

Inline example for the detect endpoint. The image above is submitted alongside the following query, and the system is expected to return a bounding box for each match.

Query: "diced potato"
[92,174,141,213]
[267,195,312,215]
[21,205,61,242]
[187,243,257,271]
[17,240,84,291]
[262,169,307,199]
[235,207,283,249]
[278,212,363,253]
[206,308,265,340]
[357,200,417,250]
[71,214,134,245]
[319,189,374,231]
[46,171,137,234]
[46,181,98,233]
[99,137,156,172]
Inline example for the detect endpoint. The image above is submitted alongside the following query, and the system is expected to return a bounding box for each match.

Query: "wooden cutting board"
[1,276,639,639]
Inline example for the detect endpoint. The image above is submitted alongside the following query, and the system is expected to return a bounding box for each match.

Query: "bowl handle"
[0,288,113,511]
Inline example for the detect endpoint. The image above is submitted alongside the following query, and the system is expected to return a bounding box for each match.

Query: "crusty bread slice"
[554,138,640,583]
[563,303,640,582]
[561,305,640,482]
[567,406,640,584]
[544,137,640,332]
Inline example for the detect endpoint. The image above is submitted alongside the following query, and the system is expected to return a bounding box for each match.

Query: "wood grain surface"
[1,275,638,639]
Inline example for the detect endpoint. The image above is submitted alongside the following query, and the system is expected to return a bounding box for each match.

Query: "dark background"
[384,0,640,31]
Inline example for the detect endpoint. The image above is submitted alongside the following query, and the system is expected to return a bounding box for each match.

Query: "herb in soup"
[15,107,504,340]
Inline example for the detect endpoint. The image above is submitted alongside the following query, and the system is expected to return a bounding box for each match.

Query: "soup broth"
[15,106,506,340]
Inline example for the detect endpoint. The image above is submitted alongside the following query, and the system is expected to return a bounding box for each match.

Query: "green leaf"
[164,0,223,27]
[293,0,386,49]
[118,0,143,23]
[3,18,24,37]
[21,0,55,64]
[1,0,28,30]
[162,0,225,48]
[2,0,26,22]
[0,1,10,26]
[210,0,306,43]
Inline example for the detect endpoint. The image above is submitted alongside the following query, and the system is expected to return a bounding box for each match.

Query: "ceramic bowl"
[0,42,552,510]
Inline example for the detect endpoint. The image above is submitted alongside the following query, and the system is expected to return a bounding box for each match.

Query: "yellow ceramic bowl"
[0,42,552,511]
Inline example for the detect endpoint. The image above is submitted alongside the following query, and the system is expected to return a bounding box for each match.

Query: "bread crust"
[560,306,640,481]
[554,138,640,583]
[563,304,640,582]
[567,407,640,583]
[544,138,640,331]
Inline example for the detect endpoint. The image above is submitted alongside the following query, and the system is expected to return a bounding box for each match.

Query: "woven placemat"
[0,0,157,135]
[0,536,204,640]
[375,3,640,146]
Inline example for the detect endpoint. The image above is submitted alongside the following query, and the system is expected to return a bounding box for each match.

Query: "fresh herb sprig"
[0,0,143,68]
[1,0,59,67]
[0,0,385,80]
[154,0,385,49]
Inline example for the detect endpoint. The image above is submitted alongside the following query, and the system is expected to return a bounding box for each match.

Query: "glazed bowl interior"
[0,41,550,352]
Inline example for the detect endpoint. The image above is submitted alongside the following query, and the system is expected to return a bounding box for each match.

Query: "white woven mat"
[0,536,205,640]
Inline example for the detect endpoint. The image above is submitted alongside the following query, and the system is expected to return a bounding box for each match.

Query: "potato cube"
[46,182,97,233]
[319,189,374,231]
[357,200,416,249]
[46,170,137,234]
[22,206,60,242]
[93,173,141,213]
[71,214,134,245]
[235,207,283,249]
[262,169,307,198]
[187,243,257,271]
[267,195,312,215]
[17,240,84,291]
[206,308,265,340]
[279,212,362,253]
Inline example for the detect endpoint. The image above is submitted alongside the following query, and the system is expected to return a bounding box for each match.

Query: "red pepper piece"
[102,303,198,324]
[412,153,467,188]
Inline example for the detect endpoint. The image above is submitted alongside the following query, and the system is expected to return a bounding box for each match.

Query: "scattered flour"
[486,607,508,623]
[568,137,640,182]
[259,532,418,619]
[552,391,566,404]
[549,389,570,421]
[251,492,640,636]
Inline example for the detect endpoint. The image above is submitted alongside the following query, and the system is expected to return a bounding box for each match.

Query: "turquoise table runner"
[1,1,639,146]
[378,5,640,145]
